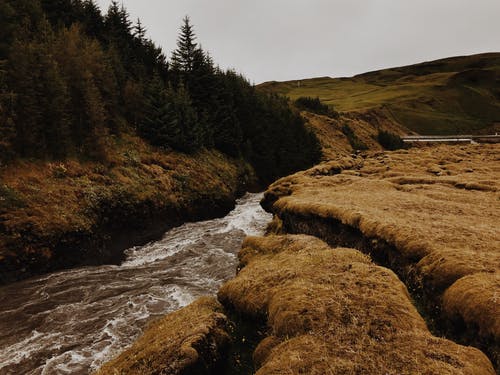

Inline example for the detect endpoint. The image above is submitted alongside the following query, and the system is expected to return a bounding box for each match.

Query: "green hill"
[259,53,500,135]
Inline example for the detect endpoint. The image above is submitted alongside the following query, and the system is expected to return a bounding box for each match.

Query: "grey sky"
[96,0,500,84]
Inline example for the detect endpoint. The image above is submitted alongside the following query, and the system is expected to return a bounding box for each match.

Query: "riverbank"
[96,144,498,374]
[0,134,257,284]
[97,234,495,375]
[262,144,499,370]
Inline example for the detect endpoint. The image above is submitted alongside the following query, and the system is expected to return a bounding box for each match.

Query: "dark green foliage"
[377,130,407,151]
[342,124,368,151]
[139,77,202,153]
[0,61,16,165]
[170,16,198,74]
[0,184,25,210]
[8,35,72,159]
[294,96,339,118]
[1,1,320,182]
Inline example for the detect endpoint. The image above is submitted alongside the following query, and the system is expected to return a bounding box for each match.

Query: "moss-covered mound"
[218,235,495,374]
[96,297,230,375]
[262,144,500,368]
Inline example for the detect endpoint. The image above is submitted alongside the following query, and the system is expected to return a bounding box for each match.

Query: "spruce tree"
[134,18,146,41]
[172,83,202,153]
[171,16,197,73]
[0,60,15,162]
[140,75,179,147]
[81,0,104,38]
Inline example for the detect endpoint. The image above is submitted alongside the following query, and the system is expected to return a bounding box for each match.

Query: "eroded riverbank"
[262,144,499,370]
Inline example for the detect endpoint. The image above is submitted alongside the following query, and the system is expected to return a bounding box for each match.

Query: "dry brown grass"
[0,134,251,270]
[262,144,500,365]
[96,297,230,375]
[219,235,495,374]
[301,109,409,160]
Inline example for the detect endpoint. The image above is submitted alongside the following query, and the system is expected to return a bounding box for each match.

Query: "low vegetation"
[293,96,339,118]
[377,130,407,150]
[342,124,368,151]
[262,144,500,368]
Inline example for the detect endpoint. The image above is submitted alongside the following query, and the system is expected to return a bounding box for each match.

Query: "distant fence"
[402,134,500,144]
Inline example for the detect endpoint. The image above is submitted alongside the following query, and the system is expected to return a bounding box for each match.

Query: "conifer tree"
[172,82,202,152]
[81,0,104,38]
[140,75,178,147]
[171,16,198,73]
[0,60,15,162]
[134,18,146,41]
[8,36,72,159]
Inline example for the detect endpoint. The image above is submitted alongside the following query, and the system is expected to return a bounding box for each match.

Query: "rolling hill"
[259,53,500,135]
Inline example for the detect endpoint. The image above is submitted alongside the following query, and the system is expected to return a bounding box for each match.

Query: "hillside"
[259,53,500,135]
[0,135,257,283]
[0,0,321,283]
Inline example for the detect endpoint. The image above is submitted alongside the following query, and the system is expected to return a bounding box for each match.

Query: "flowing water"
[0,193,271,375]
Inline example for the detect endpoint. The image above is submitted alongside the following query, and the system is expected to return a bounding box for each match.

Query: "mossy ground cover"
[96,297,230,375]
[218,235,494,374]
[263,144,500,369]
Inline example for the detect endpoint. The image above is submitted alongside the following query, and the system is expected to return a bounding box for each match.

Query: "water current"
[0,193,271,374]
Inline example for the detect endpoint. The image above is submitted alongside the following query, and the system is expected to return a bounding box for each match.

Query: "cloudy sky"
[96,0,500,84]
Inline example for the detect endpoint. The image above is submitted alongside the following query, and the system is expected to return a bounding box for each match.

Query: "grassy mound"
[259,53,500,135]
[218,235,494,374]
[262,144,499,368]
[96,297,230,375]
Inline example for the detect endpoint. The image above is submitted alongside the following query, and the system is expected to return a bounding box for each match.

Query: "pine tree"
[134,18,146,41]
[171,16,198,73]
[105,1,133,51]
[172,83,202,152]
[52,24,112,155]
[0,60,15,162]
[140,75,179,147]
[7,35,72,159]
[81,0,104,39]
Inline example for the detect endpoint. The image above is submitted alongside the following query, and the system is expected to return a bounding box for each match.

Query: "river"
[0,193,271,375]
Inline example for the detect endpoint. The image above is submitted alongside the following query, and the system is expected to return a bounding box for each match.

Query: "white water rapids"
[0,193,271,374]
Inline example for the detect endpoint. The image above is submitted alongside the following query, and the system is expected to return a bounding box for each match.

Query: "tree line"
[0,0,320,182]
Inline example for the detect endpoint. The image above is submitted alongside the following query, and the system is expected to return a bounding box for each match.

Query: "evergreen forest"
[0,0,321,183]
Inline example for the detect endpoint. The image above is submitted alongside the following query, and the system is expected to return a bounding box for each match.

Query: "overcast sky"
[96,0,500,84]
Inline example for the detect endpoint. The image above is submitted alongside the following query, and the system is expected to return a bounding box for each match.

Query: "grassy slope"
[259,53,500,135]
[0,134,255,283]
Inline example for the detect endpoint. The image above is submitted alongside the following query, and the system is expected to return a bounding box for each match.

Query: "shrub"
[294,97,339,119]
[0,184,25,210]
[377,130,407,151]
[342,125,368,151]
